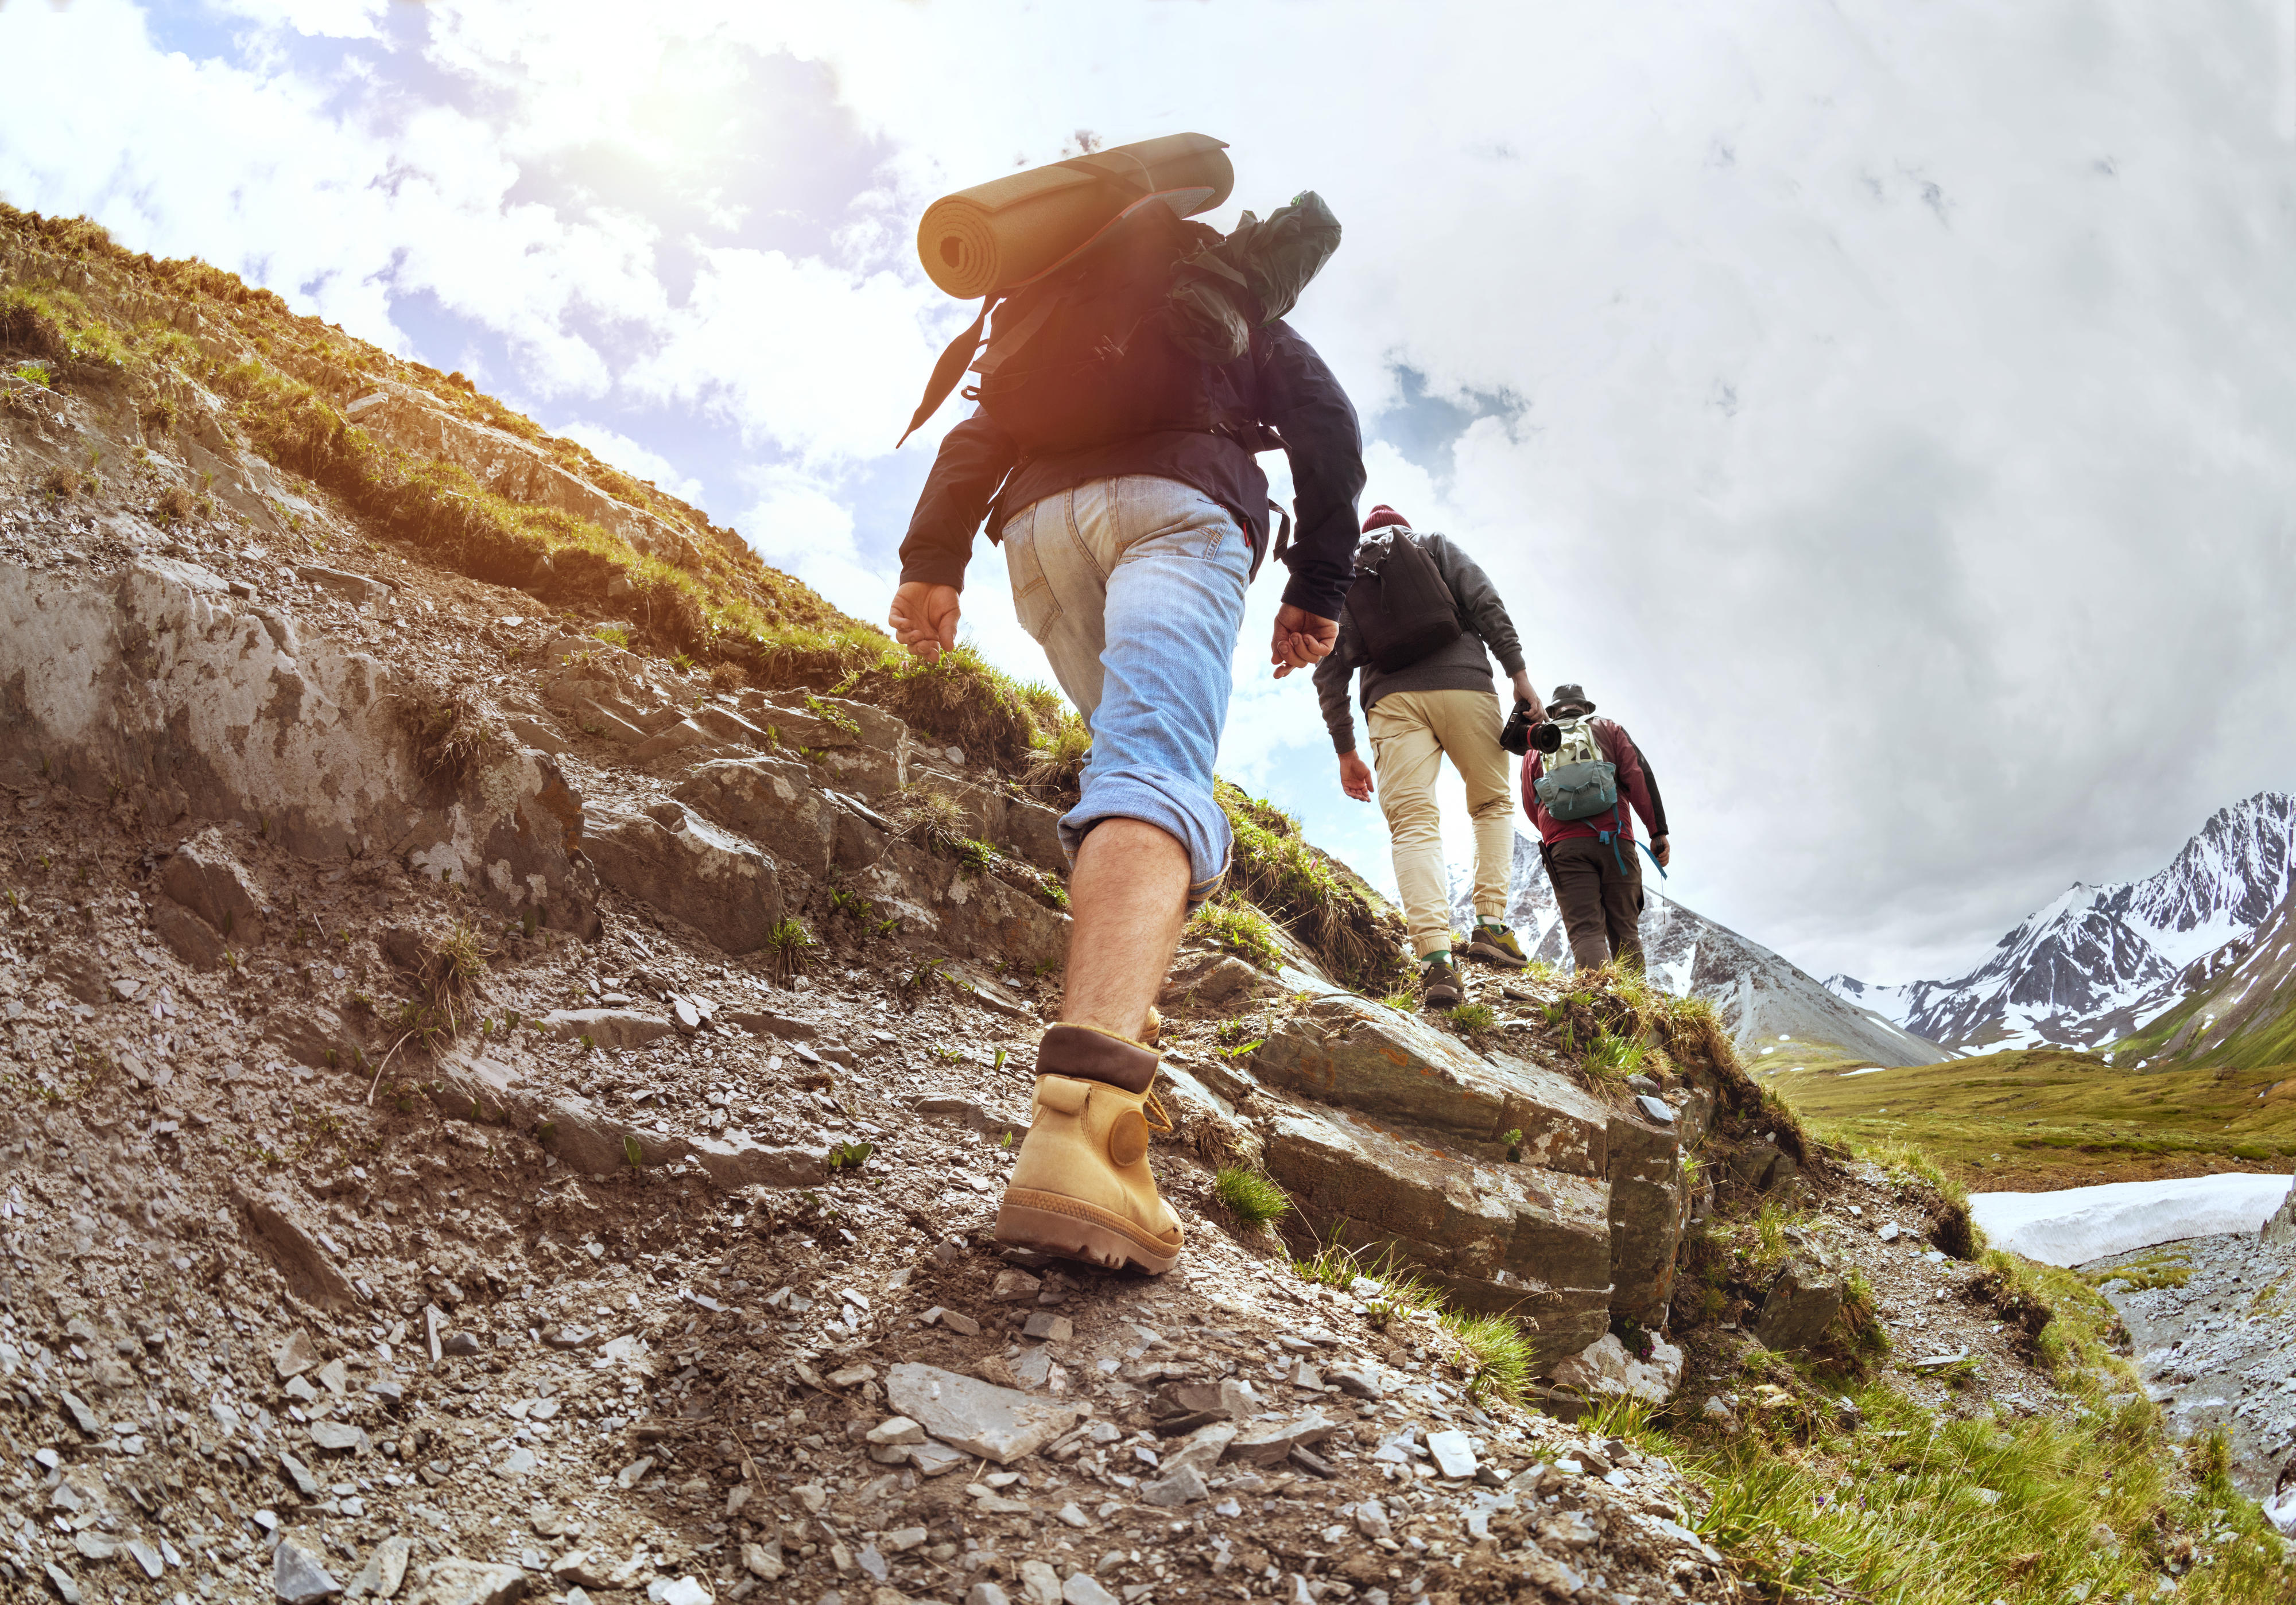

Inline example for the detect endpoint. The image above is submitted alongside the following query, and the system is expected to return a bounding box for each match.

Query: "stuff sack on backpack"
[1343,529,1463,672]
[1531,715,1620,822]
[971,201,1216,457]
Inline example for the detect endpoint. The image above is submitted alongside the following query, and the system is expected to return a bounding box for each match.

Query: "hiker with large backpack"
[891,136,1364,1279]
[1518,683,1671,973]
[1312,505,1542,1009]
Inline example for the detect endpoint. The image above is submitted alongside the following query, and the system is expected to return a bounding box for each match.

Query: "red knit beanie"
[1362,504,1409,534]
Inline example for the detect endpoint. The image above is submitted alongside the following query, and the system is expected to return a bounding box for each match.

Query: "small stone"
[866,1417,926,1447]
[42,1563,84,1604]
[552,1550,611,1588]
[1328,1363,1382,1399]
[74,1532,119,1560]
[285,1376,320,1403]
[968,1585,1014,1605]
[274,1328,320,1379]
[655,1579,712,1605]
[991,1269,1042,1302]
[125,1537,165,1579]
[346,1535,413,1599]
[1019,1561,1063,1605]
[1878,1222,1902,1243]
[616,1456,656,1489]
[908,1439,968,1477]
[495,1447,538,1478]
[825,1364,878,1389]
[279,1451,320,1497]
[1061,1574,1121,1605]
[885,1362,1081,1464]
[1023,1312,1074,1342]
[57,1390,100,1435]
[1138,1466,1209,1507]
[924,1306,982,1336]
[440,1332,482,1358]
[273,1536,341,1604]
[316,1358,349,1395]
[403,1557,529,1603]
[1355,1499,1393,1542]
[1057,1502,1091,1529]
[310,1420,366,1454]
[882,1526,929,1554]
[794,1483,828,1513]
[1425,1429,1477,1479]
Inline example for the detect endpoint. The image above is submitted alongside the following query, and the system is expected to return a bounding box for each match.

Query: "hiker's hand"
[1339,751,1374,801]
[890,582,961,663]
[1653,836,1671,869]
[1271,605,1337,678]
[1510,671,1541,712]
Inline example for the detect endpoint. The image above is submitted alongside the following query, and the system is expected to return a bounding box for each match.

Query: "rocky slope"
[2,204,2282,1604]
[2087,1193,2296,1519]
[1456,835,1949,1070]
[1828,791,2296,1055]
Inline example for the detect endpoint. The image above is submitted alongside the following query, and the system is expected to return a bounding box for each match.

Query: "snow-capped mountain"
[1452,834,1952,1068]
[1826,791,2296,1053]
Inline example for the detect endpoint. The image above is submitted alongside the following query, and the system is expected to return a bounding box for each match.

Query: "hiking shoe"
[1464,924,1530,970]
[1421,957,1464,1010]
[995,1025,1183,1276]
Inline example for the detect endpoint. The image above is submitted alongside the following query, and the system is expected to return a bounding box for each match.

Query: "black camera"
[1500,701,1554,757]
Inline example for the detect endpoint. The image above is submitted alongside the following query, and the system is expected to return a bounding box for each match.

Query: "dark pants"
[1546,835,1644,973]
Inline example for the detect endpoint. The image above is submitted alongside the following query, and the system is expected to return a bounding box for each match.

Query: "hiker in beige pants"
[1368,687,1518,959]
[1314,506,1540,1007]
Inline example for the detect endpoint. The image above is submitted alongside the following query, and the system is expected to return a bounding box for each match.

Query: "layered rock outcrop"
[1186,992,1717,1369]
[0,554,596,932]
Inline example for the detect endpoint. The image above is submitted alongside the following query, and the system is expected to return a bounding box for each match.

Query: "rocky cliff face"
[1827,791,2296,1053]
[1457,833,1950,1069]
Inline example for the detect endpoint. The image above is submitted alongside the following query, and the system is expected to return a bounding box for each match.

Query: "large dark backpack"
[970,203,1213,457]
[1344,530,1463,671]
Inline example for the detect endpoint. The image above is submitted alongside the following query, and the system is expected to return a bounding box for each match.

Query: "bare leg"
[1059,818,1190,1040]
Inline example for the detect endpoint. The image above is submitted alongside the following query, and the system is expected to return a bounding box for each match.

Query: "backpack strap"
[899,294,1001,449]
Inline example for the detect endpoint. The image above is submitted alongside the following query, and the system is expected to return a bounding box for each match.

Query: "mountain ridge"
[1826,790,2296,1054]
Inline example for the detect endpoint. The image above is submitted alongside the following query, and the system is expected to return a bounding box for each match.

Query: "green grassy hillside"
[1777,1047,2296,1190]
[2107,888,2296,1075]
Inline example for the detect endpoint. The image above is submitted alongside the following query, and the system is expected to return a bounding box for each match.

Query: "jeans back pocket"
[1004,514,1063,641]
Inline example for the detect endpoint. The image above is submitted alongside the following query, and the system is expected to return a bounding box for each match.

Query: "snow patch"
[1971,1174,2296,1268]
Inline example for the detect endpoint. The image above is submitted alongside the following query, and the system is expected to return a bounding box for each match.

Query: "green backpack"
[1532,716,1619,823]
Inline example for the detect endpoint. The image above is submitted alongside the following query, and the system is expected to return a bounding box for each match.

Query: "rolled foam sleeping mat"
[917,132,1234,299]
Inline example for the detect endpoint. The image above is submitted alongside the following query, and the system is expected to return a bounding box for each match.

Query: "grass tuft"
[765,917,817,980]
[1441,1309,1534,1403]
[1215,780,1407,993]
[1213,1166,1290,1227]
[1186,897,1283,971]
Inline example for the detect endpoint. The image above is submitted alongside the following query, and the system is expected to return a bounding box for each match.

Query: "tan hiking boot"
[995,1024,1182,1275]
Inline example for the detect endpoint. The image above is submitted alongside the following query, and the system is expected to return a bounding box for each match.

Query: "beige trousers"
[1366,687,1515,958]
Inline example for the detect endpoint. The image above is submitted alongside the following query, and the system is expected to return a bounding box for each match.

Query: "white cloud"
[637,247,945,465]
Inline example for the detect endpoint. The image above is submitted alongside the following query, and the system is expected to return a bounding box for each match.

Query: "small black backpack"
[1344,530,1462,671]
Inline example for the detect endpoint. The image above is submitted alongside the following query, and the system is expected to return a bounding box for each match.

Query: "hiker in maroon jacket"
[1521,683,1671,973]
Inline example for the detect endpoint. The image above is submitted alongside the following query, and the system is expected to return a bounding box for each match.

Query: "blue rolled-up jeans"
[1000,476,1251,904]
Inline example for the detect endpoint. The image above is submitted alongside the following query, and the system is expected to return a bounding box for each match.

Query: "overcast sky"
[5,0,2294,985]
